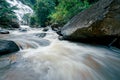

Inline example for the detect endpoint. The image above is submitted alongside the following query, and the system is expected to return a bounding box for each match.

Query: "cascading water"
[0,0,120,80]
[0,27,120,80]
[6,0,33,25]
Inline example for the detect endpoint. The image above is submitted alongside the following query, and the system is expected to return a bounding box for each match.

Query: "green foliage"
[29,0,97,27]
[29,14,39,27]
[0,0,17,28]
[34,0,55,27]
[22,13,31,25]
[49,0,90,25]
[0,0,98,28]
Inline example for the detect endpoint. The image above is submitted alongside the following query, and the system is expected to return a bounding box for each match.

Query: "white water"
[6,0,33,25]
[0,28,120,80]
[0,0,120,80]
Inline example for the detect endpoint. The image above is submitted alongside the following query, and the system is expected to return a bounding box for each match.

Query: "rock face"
[0,40,20,55]
[61,0,120,48]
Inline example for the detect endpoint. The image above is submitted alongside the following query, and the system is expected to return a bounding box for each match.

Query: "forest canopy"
[0,0,98,28]
[0,0,17,28]
[30,0,98,27]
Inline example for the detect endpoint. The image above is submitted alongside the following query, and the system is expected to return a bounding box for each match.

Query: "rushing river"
[2,0,120,80]
[0,27,120,80]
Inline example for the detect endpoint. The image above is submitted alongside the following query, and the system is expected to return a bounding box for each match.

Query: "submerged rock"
[0,30,9,34]
[58,36,64,40]
[42,27,49,32]
[35,33,46,38]
[19,28,28,32]
[37,39,50,46]
[0,40,20,55]
[61,0,120,48]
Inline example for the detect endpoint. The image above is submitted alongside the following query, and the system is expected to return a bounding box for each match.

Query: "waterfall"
[6,0,33,25]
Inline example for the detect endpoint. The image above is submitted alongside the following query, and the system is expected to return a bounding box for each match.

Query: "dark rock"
[51,24,62,36]
[51,23,62,31]
[19,28,28,32]
[56,30,62,36]
[61,0,120,48]
[11,21,20,28]
[0,40,20,55]
[51,23,59,30]
[0,30,9,34]
[58,36,64,40]
[43,27,49,32]
[35,33,46,38]
[111,37,120,49]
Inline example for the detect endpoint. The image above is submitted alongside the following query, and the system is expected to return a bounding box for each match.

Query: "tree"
[0,0,17,28]
[30,0,95,27]
[35,0,55,27]
[49,0,90,26]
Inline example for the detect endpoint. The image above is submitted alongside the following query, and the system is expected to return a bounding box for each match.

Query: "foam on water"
[1,0,120,80]
[0,28,120,80]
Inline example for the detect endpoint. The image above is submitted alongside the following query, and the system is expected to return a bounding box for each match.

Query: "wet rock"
[51,23,59,30]
[52,27,62,36]
[11,21,20,28]
[111,37,120,49]
[19,28,28,32]
[0,30,9,34]
[43,27,49,32]
[35,33,46,38]
[0,40,20,55]
[51,23,62,32]
[56,30,62,36]
[58,36,64,40]
[61,0,120,48]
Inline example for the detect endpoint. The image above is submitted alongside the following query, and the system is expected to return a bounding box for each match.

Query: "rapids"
[1,0,120,80]
[0,27,120,80]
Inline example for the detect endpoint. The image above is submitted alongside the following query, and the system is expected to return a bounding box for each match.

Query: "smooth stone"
[0,40,20,55]
[35,33,46,38]
[0,30,9,34]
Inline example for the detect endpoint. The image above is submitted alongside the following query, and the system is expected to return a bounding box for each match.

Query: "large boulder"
[61,0,120,48]
[0,40,20,55]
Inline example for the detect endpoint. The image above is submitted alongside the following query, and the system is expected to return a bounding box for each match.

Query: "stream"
[0,26,120,80]
[1,0,120,80]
